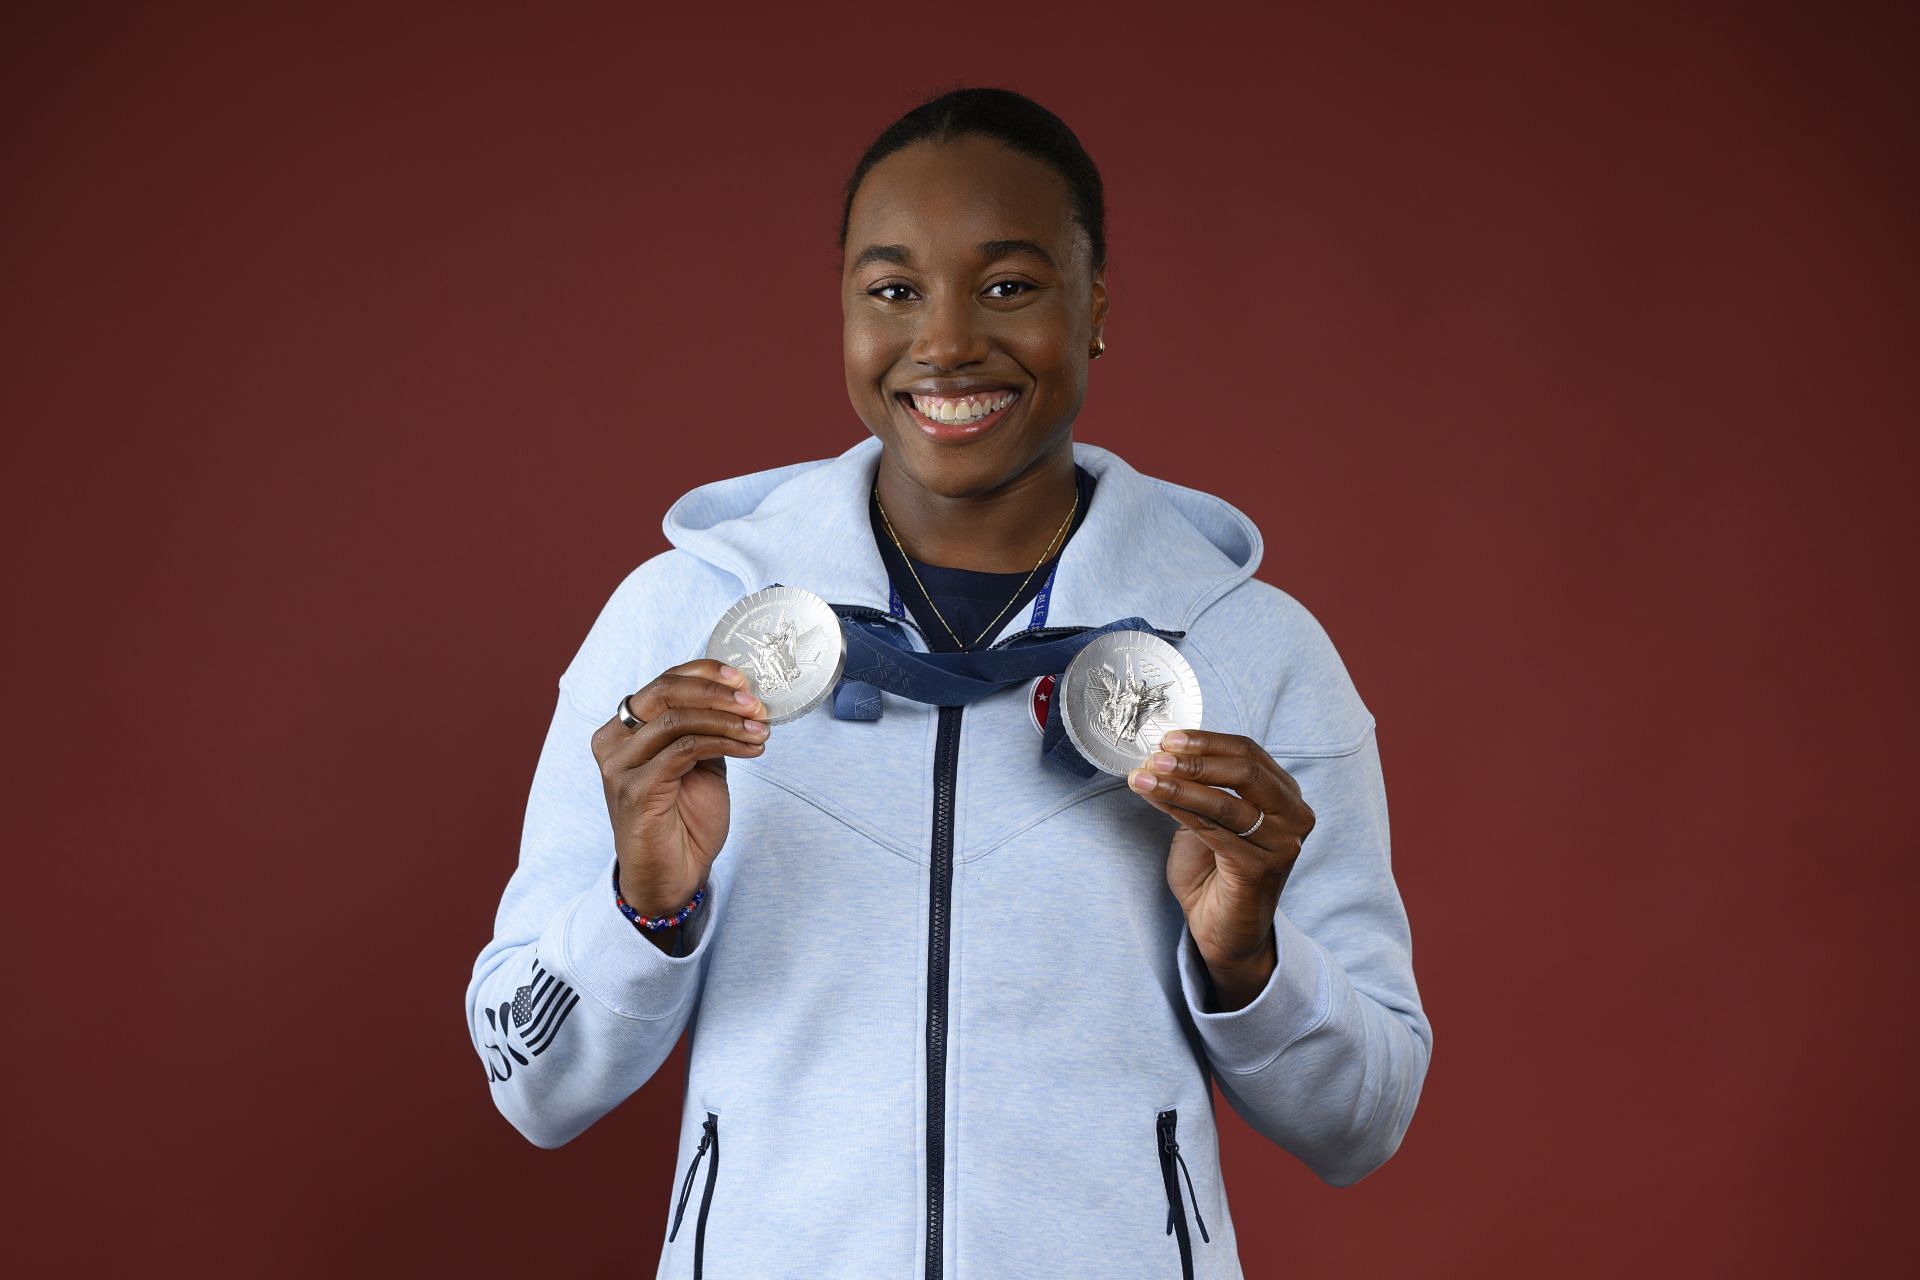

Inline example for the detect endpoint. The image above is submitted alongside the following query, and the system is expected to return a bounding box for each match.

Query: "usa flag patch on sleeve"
[483,953,580,1084]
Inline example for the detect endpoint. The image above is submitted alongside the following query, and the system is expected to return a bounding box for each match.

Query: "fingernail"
[719,664,742,681]
[744,720,767,735]
[1150,752,1177,772]
[1162,730,1189,749]
[734,689,757,706]
[1129,770,1156,791]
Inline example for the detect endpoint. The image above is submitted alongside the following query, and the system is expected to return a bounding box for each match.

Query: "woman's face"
[841,134,1107,499]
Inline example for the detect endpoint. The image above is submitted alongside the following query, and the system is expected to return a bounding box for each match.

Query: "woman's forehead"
[845,137,1082,266]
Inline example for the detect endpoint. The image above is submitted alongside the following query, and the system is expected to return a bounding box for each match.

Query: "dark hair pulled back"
[837,87,1107,274]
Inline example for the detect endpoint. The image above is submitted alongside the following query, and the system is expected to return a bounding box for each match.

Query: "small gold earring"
[1090,336,1106,359]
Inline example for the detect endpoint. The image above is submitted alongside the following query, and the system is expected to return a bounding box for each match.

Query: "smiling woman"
[464,86,1434,1280]
[841,103,1106,577]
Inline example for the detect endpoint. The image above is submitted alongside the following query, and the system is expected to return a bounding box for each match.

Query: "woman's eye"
[868,283,918,303]
[984,280,1034,300]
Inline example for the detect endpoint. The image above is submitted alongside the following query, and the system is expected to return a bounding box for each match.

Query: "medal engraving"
[1058,631,1203,775]
[704,586,846,725]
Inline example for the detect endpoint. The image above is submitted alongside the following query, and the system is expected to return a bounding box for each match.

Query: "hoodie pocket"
[1156,1107,1210,1279]
[669,1110,720,1278]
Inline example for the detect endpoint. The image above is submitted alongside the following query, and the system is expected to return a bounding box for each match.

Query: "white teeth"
[909,391,1016,425]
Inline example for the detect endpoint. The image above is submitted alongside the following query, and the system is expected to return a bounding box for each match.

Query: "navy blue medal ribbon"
[814,564,1184,778]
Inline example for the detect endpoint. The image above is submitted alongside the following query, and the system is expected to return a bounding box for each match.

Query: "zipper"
[669,1111,720,1278]
[854,579,1099,1278]
[1157,1107,1210,1279]
[838,593,963,1278]
[925,703,963,1280]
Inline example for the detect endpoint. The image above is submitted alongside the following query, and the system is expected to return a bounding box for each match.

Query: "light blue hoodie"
[465,435,1433,1279]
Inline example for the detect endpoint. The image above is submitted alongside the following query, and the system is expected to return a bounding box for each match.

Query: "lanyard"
[839,560,1179,779]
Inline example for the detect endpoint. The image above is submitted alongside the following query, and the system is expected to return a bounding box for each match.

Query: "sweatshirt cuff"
[1176,906,1331,1074]
[543,854,720,1021]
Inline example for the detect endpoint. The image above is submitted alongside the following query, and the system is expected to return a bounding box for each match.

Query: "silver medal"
[1058,630,1203,776]
[704,585,846,725]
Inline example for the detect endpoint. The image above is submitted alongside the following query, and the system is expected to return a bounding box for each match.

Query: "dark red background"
[5,3,1915,1275]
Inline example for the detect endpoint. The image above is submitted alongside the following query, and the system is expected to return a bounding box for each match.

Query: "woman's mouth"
[897,390,1019,441]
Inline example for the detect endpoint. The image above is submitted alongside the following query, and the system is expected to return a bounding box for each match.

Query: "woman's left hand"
[1128,729,1315,1010]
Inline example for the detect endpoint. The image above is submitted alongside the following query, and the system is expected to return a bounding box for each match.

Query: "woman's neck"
[874,446,1079,573]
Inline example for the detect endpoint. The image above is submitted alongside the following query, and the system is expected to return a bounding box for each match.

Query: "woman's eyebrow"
[849,240,1058,272]
[851,244,913,271]
[977,239,1056,269]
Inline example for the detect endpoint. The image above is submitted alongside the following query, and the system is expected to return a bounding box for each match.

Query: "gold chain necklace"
[873,480,1079,649]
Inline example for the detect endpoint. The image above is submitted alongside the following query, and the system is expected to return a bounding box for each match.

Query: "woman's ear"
[1090,269,1109,338]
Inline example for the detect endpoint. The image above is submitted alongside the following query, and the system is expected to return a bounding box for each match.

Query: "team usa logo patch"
[1028,673,1057,734]
[483,953,580,1084]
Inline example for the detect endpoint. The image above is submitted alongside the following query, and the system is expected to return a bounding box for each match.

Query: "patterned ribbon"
[811,566,1185,778]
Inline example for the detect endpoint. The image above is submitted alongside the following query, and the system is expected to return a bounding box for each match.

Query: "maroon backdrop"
[5,3,1915,1275]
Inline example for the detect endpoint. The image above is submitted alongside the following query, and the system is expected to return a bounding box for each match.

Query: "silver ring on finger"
[617,694,645,732]
[1234,808,1266,840]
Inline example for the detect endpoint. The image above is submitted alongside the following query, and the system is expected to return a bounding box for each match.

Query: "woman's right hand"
[589,658,770,917]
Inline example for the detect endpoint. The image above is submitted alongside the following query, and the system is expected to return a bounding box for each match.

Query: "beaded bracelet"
[612,860,705,933]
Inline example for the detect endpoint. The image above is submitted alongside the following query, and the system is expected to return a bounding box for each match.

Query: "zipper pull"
[669,1117,717,1241]
[1158,1115,1179,1236]
[1171,1142,1211,1244]
[1158,1113,1211,1245]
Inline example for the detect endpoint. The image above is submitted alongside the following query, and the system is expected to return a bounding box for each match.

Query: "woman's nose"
[910,292,990,370]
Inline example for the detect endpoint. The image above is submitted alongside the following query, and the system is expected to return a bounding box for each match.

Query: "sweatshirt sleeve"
[1174,602,1434,1186]
[462,559,727,1149]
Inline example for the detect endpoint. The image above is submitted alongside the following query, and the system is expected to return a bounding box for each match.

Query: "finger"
[1128,767,1264,838]
[662,657,752,688]
[625,732,766,792]
[631,671,767,722]
[1130,779,1288,885]
[1130,785,1213,838]
[1151,730,1302,806]
[602,704,769,775]
[591,669,766,764]
[1141,744,1296,819]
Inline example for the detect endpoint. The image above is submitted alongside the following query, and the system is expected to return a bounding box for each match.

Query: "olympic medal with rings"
[703,585,847,725]
[1058,630,1204,777]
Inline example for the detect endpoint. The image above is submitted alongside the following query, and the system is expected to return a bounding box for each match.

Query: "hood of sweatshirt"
[659,434,1263,637]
